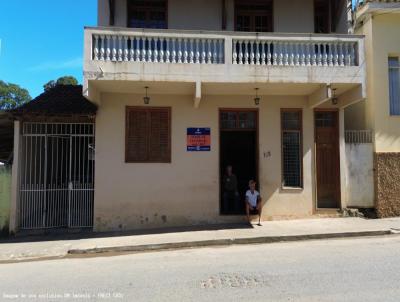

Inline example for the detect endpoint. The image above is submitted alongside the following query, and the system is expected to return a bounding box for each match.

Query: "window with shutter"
[126,107,171,163]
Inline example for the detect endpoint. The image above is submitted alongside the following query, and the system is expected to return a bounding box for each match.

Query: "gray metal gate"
[19,123,95,230]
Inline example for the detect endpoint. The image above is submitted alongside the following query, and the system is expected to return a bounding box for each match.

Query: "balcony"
[83,27,366,104]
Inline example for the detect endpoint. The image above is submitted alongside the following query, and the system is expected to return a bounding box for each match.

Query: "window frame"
[234,0,274,32]
[389,56,400,116]
[280,108,303,189]
[126,0,168,29]
[125,106,171,163]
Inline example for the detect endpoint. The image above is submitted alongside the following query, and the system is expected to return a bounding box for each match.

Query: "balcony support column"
[337,85,365,109]
[194,81,202,109]
[308,85,332,108]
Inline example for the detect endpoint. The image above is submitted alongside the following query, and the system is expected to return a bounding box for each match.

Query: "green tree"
[0,80,32,110]
[43,80,56,92]
[43,76,79,92]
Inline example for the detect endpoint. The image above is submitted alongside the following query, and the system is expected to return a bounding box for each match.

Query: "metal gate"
[19,123,95,230]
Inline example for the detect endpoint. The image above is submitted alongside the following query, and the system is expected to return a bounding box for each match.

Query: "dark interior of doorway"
[220,131,257,215]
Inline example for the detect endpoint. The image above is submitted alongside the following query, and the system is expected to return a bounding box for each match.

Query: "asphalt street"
[1,235,399,302]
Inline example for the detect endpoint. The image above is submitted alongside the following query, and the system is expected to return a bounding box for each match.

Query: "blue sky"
[0,0,97,98]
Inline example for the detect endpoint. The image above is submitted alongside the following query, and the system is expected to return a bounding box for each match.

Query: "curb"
[68,230,394,256]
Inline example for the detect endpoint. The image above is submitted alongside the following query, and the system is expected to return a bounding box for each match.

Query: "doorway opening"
[220,109,258,215]
[314,110,341,209]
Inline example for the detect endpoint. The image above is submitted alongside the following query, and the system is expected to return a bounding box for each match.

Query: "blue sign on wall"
[187,128,211,151]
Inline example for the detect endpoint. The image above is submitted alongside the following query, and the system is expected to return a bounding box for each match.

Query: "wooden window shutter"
[149,108,171,162]
[126,107,171,163]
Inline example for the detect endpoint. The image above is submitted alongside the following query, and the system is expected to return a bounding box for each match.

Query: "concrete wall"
[344,144,374,208]
[335,1,349,34]
[169,0,222,31]
[0,165,11,235]
[94,92,316,232]
[98,0,348,33]
[357,14,400,153]
[273,0,314,33]
[98,0,109,27]
[345,101,366,130]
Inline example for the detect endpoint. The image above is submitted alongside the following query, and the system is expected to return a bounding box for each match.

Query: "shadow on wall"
[0,165,11,237]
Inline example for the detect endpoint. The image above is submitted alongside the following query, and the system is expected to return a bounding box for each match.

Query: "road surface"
[1,235,399,301]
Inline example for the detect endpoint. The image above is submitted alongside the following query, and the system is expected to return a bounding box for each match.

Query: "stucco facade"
[354,13,400,152]
[353,2,400,217]
[98,0,348,34]
[94,92,319,231]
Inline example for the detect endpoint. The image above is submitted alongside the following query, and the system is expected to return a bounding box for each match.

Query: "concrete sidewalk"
[1,217,400,263]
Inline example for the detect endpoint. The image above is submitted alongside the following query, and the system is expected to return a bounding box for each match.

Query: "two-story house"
[9,0,369,233]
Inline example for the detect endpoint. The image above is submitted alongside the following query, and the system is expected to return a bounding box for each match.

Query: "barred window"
[127,0,167,29]
[389,57,400,116]
[281,109,302,188]
[126,107,171,163]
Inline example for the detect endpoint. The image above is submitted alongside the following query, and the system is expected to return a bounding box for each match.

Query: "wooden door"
[315,110,340,209]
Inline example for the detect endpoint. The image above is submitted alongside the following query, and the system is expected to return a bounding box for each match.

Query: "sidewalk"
[1,217,400,263]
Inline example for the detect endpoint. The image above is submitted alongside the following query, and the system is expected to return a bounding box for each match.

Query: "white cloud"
[28,57,82,72]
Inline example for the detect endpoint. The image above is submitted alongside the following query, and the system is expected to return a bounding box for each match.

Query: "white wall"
[344,144,374,208]
[168,0,222,31]
[97,0,349,33]
[335,1,349,34]
[273,0,314,33]
[345,101,366,130]
[115,0,128,27]
[98,0,109,26]
[93,92,315,231]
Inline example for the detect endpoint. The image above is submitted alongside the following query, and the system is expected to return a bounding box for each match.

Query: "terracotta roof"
[11,85,97,116]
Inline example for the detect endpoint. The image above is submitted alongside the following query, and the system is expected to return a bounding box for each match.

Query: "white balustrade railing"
[232,39,358,67]
[345,130,373,144]
[92,34,225,64]
[89,29,362,68]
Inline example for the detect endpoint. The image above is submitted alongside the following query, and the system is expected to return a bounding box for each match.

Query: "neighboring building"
[351,0,400,217]
[10,0,370,233]
[9,86,97,232]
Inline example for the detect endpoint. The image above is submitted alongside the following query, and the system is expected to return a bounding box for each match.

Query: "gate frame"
[10,116,96,234]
